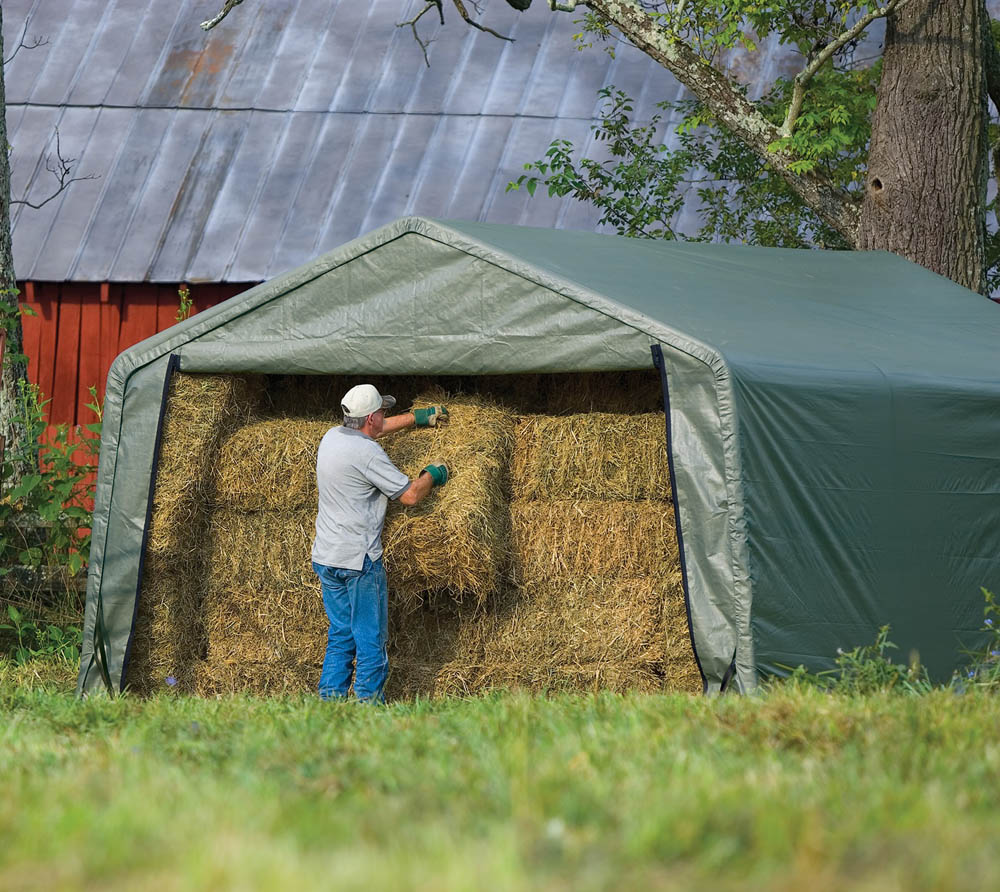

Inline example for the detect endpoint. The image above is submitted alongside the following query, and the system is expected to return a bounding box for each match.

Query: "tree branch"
[3,17,48,66]
[580,0,859,245]
[397,2,444,67]
[451,0,515,42]
[11,128,99,211]
[200,0,246,31]
[399,0,515,65]
[779,0,909,137]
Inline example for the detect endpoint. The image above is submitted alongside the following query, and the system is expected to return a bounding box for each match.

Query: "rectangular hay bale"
[513,413,671,501]
[146,373,264,556]
[394,576,701,695]
[511,500,680,581]
[211,420,329,511]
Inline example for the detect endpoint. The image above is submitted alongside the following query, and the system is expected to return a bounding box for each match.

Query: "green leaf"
[8,474,43,500]
[18,547,43,566]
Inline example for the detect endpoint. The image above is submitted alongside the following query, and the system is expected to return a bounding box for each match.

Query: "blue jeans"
[313,556,389,702]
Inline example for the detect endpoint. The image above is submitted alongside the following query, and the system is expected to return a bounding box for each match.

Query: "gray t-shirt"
[311,427,411,570]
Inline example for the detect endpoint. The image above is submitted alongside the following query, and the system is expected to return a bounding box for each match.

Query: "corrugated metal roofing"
[5,0,807,283]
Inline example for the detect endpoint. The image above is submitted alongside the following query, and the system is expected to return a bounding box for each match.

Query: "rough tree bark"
[0,6,29,487]
[858,0,989,293]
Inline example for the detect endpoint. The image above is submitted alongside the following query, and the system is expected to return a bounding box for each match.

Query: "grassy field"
[3,660,1000,892]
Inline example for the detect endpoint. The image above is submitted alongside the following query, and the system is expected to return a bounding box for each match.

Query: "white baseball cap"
[341,383,396,418]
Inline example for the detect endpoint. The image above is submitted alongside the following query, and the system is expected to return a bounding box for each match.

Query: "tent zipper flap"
[651,343,708,694]
[118,353,181,692]
[719,651,739,693]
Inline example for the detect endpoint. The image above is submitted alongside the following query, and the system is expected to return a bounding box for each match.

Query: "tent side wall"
[78,221,747,694]
[736,361,1000,682]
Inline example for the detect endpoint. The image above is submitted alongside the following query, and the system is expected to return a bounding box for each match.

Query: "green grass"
[3,660,1000,891]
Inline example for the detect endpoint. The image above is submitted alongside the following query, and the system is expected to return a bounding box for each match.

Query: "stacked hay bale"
[467,412,702,693]
[193,393,516,696]
[127,374,264,694]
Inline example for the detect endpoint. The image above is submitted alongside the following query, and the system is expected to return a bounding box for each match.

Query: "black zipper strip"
[651,344,708,694]
[719,652,738,693]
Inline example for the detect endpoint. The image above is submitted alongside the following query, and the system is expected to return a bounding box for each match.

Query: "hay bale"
[127,555,207,695]
[511,500,679,581]
[385,597,472,699]
[207,508,317,595]
[538,371,663,415]
[472,576,699,693]
[146,374,264,556]
[129,374,263,695]
[513,413,670,501]
[380,394,514,603]
[201,586,326,665]
[382,576,701,696]
[212,420,328,511]
[467,371,662,415]
[193,657,319,696]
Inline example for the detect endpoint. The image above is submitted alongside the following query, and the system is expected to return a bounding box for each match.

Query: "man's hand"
[422,463,449,487]
[414,406,449,427]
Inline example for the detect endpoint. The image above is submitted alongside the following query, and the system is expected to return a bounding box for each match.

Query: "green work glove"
[414,406,449,427]
[422,463,448,487]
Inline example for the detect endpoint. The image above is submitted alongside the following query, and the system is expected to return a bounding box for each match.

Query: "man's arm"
[378,405,449,437]
[397,470,434,506]
[379,412,415,436]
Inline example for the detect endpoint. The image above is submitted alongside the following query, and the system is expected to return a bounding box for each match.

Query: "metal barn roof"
[4,0,804,283]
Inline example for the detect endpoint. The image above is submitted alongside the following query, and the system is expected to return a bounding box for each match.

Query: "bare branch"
[779,0,910,137]
[399,0,514,65]
[200,0,246,31]
[11,128,99,211]
[4,17,48,66]
[451,0,514,42]
[397,2,444,67]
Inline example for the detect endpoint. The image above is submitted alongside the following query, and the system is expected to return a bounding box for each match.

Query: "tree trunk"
[0,6,30,488]
[858,0,988,294]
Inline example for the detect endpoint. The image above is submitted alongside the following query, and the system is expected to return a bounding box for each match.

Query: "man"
[311,383,449,702]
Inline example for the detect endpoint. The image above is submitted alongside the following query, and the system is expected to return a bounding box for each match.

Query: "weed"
[952,588,1000,692]
[777,625,932,695]
[0,605,81,665]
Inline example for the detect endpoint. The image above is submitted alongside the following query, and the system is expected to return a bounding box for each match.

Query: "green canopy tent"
[78,217,1000,695]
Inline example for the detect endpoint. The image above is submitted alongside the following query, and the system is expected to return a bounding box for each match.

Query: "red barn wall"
[19,281,258,429]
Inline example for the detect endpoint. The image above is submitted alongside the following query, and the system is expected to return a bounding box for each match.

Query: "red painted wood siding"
[19,282,257,428]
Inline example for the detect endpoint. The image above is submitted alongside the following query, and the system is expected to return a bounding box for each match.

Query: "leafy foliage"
[518,7,1000,293]
[0,604,81,665]
[578,2,897,64]
[510,65,876,249]
[0,376,100,584]
[176,283,193,322]
[0,297,101,618]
